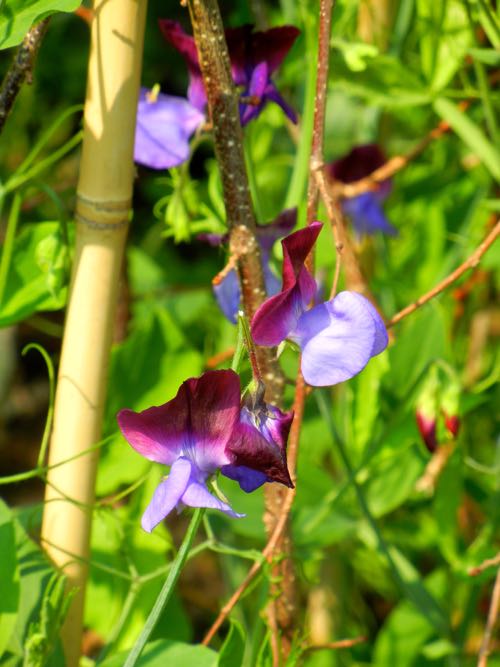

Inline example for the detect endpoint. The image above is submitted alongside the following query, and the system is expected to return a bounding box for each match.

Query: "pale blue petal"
[141,457,192,532]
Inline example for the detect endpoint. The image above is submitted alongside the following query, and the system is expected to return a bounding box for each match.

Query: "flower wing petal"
[221,465,268,492]
[213,270,241,324]
[181,480,244,517]
[141,457,192,532]
[296,291,387,386]
[134,90,204,169]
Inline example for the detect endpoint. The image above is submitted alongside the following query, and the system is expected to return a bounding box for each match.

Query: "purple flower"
[159,20,299,126]
[203,209,297,323]
[117,370,292,532]
[251,223,388,386]
[328,144,396,236]
[134,87,205,169]
[225,25,299,125]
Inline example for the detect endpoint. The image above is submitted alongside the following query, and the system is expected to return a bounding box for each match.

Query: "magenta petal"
[181,479,244,518]
[134,89,204,169]
[141,457,192,532]
[281,222,322,290]
[117,404,183,465]
[295,291,388,386]
[251,284,305,345]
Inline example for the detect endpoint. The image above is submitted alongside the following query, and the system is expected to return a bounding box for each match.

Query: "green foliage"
[1,0,499,665]
[0,0,81,49]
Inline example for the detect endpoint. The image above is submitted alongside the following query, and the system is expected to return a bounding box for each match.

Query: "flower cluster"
[134,22,299,170]
[251,222,388,386]
[118,370,293,532]
[328,144,396,236]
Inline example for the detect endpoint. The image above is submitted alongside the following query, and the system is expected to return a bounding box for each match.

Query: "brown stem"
[388,220,500,327]
[477,568,500,667]
[186,0,293,653]
[0,18,50,134]
[469,553,500,577]
[304,636,368,652]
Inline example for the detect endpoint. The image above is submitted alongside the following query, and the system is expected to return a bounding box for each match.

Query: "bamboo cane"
[40,1,147,664]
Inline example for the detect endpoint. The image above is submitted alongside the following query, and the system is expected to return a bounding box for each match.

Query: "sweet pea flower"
[251,222,388,386]
[201,209,297,323]
[328,144,396,236]
[117,370,293,532]
[134,87,205,170]
[159,20,299,126]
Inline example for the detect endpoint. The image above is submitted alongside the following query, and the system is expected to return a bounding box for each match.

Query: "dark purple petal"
[180,479,244,517]
[293,291,388,386]
[342,192,397,236]
[179,370,241,471]
[141,457,192,532]
[263,83,298,124]
[213,270,241,324]
[226,405,293,489]
[134,89,204,170]
[221,465,268,492]
[117,404,184,465]
[158,20,206,110]
[225,25,255,85]
[328,143,387,183]
[251,26,300,74]
[256,208,297,251]
[197,232,227,247]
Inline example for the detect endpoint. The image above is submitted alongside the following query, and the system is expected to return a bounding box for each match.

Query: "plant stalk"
[40,1,147,665]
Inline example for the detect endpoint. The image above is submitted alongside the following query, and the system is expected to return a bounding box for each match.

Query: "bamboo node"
[75,193,132,229]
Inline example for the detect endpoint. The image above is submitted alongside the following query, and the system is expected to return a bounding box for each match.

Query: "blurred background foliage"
[0,0,499,665]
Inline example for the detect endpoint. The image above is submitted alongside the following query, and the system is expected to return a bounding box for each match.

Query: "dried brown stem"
[477,568,500,667]
[304,636,368,652]
[0,18,50,134]
[469,553,500,577]
[388,220,500,327]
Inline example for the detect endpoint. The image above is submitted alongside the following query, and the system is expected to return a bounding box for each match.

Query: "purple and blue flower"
[328,144,396,236]
[117,370,293,532]
[251,223,388,386]
[133,22,299,171]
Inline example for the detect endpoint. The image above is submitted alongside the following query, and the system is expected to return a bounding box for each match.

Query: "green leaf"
[0,0,81,50]
[217,620,245,667]
[433,97,500,181]
[330,53,430,107]
[99,639,217,667]
[0,500,20,658]
[0,222,70,327]
[468,47,500,66]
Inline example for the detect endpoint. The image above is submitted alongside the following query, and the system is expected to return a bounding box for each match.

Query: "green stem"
[284,8,317,211]
[244,127,264,223]
[124,508,204,666]
[315,389,450,636]
[0,192,22,307]
[4,130,83,195]
[22,344,55,468]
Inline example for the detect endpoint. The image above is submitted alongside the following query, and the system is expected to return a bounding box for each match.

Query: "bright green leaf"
[0,0,81,50]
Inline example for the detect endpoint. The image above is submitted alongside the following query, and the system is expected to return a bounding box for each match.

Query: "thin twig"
[388,220,500,327]
[201,487,296,646]
[0,18,50,134]
[205,347,235,369]
[331,101,470,199]
[477,568,500,667]
[469,553,500,577]
[304,636,368,653]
